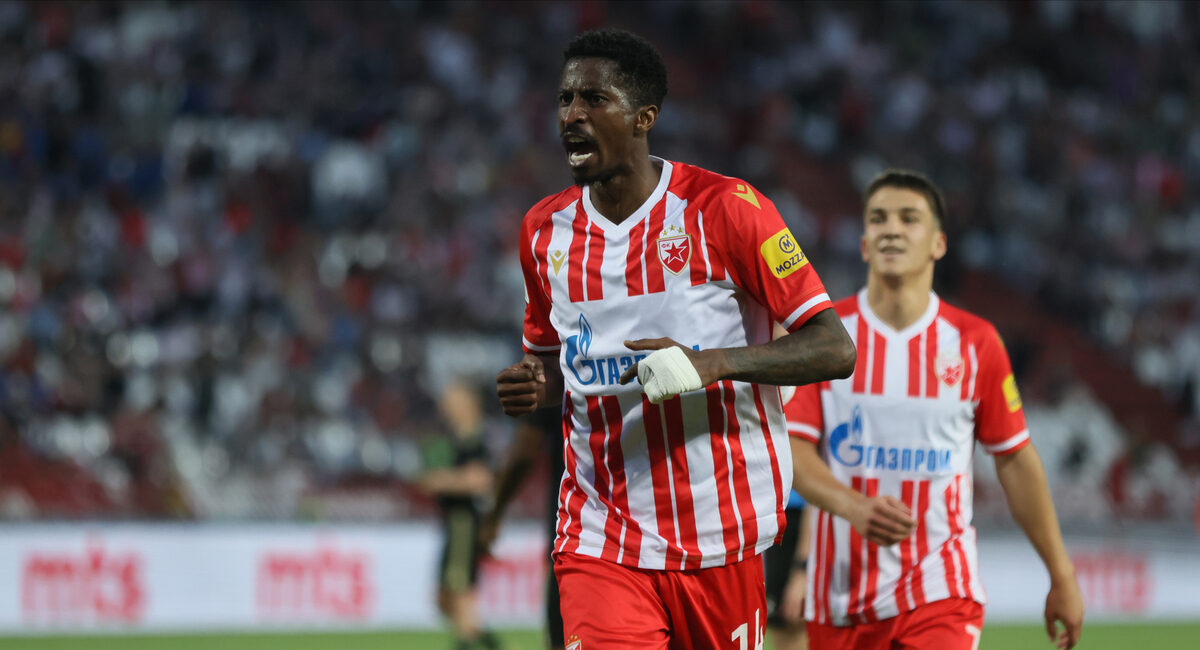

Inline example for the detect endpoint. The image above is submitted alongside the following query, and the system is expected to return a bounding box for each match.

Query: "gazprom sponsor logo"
[829,406,954,473]
[563,314,646,386]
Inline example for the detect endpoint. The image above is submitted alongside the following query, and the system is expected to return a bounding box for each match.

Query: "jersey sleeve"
[783,382,824,443]
[520,214,560,355]
[973,326,1030,455]
[715,182,832,331]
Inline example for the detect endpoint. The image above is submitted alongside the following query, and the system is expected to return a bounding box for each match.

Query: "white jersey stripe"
[781,292,831,329]
[982,429,1030,454]
[787,421,821,441]
[522,337,560,352]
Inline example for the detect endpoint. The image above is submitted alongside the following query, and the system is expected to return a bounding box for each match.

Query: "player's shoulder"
[668,161,773,217]
[937,297,1002,343]
[523,186,583,231]
[832,294,860,319]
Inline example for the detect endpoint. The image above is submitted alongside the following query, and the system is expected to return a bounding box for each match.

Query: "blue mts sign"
[563,314,647,386]
[829,406,954,473]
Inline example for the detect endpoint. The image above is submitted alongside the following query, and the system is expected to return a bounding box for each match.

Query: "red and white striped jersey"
[520,158,832,570]
[786,289,1030,625]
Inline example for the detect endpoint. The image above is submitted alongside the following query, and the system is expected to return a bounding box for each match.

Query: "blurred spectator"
[0,1,1195,531]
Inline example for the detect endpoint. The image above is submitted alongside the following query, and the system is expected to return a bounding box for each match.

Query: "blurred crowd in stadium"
[0,1,1197,530]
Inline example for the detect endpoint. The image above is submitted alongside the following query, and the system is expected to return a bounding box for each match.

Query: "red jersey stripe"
[553,399,573,552]
[643,398,684,567]
[664,397,702,570]
[533,220,554,300]
[602,396,642,564]
[895,480,915,612]
[584,396,621,563]
[626,219,646,296]
[560,397,588,554]
[861,478,881,622]
[584,222,605,301]
[871,331,887,395]
[752,384,787,543]
[723,381,759,562]
[848,476,865,620]
[566,206,588,303]
[907,336,921,397]
[941,477,964,598]
[924,320,939,398]
[912,479,930,606]
[853,316,869,394]
[951,474,974,600]
[684,207,707,286]
[644,202,667,294]
[705,384,741,563]
[824,509,838,623]
[814,508,829,623]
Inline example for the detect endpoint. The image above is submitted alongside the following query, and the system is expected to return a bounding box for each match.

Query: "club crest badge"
[936,353,964,387]
[657,225,691,275]
[565,635,583,650]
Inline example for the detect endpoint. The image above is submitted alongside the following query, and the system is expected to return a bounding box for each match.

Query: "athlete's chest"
[820,378,977,476]
[536,199,723,306]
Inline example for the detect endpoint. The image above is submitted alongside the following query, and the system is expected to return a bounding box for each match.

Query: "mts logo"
[256,546,373,619]
[1072,550,1152,613]
[21,544,145,623]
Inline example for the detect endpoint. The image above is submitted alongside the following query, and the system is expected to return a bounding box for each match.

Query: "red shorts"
[807,598,984,650]
[555,552,767,650]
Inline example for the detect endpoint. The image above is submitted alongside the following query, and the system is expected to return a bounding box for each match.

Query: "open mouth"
[562,134,598,167]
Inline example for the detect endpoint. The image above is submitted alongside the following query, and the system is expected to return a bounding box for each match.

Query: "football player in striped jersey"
[495,27,887,650]
[787,169,1084,650]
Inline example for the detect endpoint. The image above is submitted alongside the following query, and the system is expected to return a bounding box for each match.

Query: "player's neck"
[865,272,933,332]
[588,156,662,224]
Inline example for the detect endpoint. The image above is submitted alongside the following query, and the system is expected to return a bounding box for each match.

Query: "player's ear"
[634,104,658,135]
[931,230,947,261]
[860,233,870,263]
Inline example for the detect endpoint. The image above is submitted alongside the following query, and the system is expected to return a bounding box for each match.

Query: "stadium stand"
[0,1,1195,535]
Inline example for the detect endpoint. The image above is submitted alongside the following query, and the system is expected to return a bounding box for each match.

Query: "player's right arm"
[504,208,563,417]
[790,437,914,546]
[496,353,562,417]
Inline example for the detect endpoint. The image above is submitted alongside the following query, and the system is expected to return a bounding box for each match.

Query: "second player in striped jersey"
[787,169,1084,650]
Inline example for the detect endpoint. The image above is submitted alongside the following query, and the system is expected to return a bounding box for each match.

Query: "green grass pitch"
[3,623,1198,649]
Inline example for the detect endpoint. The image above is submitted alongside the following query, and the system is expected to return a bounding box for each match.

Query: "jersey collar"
[581,157,673,235]
[856,287,940,340]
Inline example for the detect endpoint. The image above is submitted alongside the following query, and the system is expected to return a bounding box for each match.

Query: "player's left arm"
[619,307,854,388]
[778,504,813,625]
[619,184,854,393]
[978,328,1082,650]
[994,445,1083,650]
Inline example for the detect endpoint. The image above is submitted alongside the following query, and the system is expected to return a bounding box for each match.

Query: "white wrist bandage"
[638,347,703,404]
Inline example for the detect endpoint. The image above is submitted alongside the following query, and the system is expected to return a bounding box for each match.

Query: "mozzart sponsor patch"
[1002,374,1022,412]
[760,227,807,279]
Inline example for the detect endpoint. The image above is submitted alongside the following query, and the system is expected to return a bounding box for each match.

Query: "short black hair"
[563,28,668,111]
[864,168,947,229]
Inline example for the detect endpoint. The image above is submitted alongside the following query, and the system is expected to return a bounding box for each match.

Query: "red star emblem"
[664,240,687,265]
[657,234,691,275]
